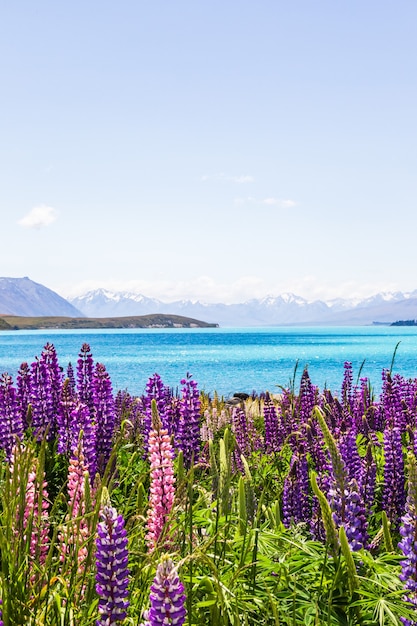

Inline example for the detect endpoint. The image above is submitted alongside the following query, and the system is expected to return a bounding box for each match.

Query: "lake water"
[0,326,417,398]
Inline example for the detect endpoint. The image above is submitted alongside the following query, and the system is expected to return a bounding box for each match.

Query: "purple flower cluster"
[176,374,201,469]
[96,504,129,625]
[142,557,186,626]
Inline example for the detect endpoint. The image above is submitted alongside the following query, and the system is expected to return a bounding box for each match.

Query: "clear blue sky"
[2,1,416,303]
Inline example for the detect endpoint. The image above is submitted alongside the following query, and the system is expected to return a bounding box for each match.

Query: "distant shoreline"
[0,314,219,331]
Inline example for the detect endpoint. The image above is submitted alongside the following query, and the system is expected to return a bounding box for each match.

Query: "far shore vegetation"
[0,314,218,330]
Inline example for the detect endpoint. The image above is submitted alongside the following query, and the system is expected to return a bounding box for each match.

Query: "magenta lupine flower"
[96,503,129,625]
[0,373,24,459]
[176,374,201,469]
[93,363,116,476]
[146,403,176,553]
[141,556,186,626]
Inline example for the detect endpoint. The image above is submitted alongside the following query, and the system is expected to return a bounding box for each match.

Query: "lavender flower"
[142,556,186,626]
[96,503,129,625]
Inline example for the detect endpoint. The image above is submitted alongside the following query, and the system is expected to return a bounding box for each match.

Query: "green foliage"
[0,393,415,625]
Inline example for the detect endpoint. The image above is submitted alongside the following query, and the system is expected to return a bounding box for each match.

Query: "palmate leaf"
[350,590,415,625]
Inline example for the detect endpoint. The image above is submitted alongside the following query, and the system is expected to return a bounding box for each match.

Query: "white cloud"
[201,173,255,184]
[18,205,58,229]
[234,197,297,208]
[263,197,297,208]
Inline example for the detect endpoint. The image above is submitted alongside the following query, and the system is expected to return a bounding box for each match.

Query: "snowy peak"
[68,288,417,327]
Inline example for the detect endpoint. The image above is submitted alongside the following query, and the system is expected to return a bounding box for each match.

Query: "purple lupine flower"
[93,363,116,476]
[143,374,176,444]
[341,361,354,414]
[29,357,54,440]
[232,407,250,471]
[282,446,310,527]
[176,374,201,469]
[16,362,32,430]
[66,362,77,397]
[344,479,369,550]
[70,402,97,481]
[96,503,129,625]
[39,342,64,438]
[359,443,377,517]
[382,416,406,528]
[115,390,143,440]
[57,379,77,455]
[339,426,362,483]
[0,373,24,459]
[263,392,280,453]
[398,453,417,625]
[141,556,186,626]
[76,343,95,417]
[297,367,319,425]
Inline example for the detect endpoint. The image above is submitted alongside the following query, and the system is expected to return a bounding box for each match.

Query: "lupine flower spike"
[399,452,417,625]
[141,556,186,626]
[146,400,176,552]
[96,488,129,625]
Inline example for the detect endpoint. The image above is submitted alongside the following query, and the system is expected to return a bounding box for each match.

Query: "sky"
[1,1,417,304]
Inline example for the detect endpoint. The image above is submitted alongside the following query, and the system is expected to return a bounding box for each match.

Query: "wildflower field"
[0,341,417,625]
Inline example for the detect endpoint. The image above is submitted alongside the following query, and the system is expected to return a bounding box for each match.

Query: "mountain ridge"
[2,278,417,327]
[69,287,417,327]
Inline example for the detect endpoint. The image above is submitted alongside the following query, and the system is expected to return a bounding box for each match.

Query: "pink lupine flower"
[59,443,91,573]
[9,446,50,586]
[146,401,176,553]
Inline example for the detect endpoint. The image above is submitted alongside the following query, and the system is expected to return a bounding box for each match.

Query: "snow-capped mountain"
[3,278,417,327]
[68,288,417,327]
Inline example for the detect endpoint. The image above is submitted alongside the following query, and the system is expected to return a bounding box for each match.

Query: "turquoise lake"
[1,326,417,397]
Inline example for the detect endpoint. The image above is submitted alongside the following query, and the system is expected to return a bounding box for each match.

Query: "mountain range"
[68,287,417,327]
[2,277,417,326]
